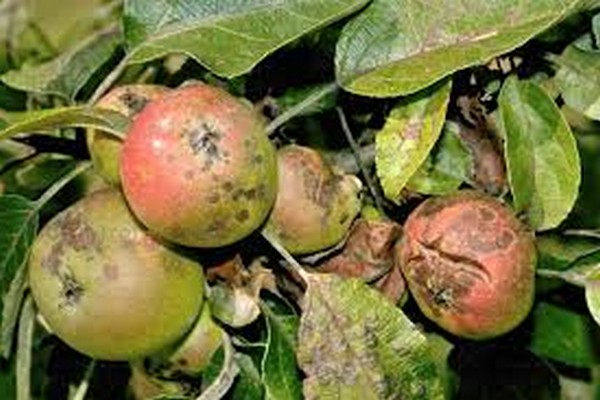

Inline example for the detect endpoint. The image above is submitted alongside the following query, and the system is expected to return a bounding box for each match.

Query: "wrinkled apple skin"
[120,83,277,248]
[264,145,362,255]
[28,189,205,360]
[398,190,536,339]
[87,84,170,185]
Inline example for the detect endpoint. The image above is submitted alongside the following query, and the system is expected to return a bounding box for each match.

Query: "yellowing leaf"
[375,80,451,204]
[297,274,444,400]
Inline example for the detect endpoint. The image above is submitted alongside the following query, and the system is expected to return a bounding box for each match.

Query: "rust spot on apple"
[58,213,99,252]
[103,263,119,281]
[119,92,150,114]
[186,123,226,171]
[235,210,250,223]
[406,237,491,313]
[59,274,84,308]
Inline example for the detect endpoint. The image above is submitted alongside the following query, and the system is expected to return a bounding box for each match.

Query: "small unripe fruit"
[398,190,536,339]
[28,189,205,360]
[120,83,278,248]
[264,145,362,254]
[87,84,170,185]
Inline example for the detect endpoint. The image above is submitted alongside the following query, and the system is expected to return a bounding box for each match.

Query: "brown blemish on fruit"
[186,123,226,171]
[103,263,119,281]
[207,193,220,204]
[479,207,495,222]
[406,237,491,313]
[42,242,64,276]
[119,92,150,115]
[184,170,195,180]
[235,210,250,223]
[252,154,264,165]
[59,274,84,308]
[58,213,99,252]
[496,230,514,249]
[167,154,176,163]
[222,181,234,192]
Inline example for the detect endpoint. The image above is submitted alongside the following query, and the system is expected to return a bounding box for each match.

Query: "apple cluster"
[28,83,363,367]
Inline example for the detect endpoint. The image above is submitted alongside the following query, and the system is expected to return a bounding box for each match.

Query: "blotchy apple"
[397,190,536,339]
[120,83,277,248]
[28,189,205,360]
[263,145,362,254]
[87,84,170,185]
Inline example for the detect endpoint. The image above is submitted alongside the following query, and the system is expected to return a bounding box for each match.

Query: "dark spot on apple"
[208,193,220,204]
[222,181,234,192]
[58,213,99,252]
[186,123,225,170]
[339,212,349,225]
[103,263,119,281]
[406,237,490,314]
[60,274,84,308]
[235,210,250,222]
[167,154,176,163]
[496,230,514,249]
[42,242,64,276]
[184,170,195,180]
[252,154,264,165]
[119,92,150,115]
[479,207,495,222]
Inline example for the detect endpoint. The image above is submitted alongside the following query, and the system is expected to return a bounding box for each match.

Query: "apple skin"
[28,188,205,361]
[263,145,362,255]
[397,190,536,339]
[87,84,170,185]
[120,83,278,248]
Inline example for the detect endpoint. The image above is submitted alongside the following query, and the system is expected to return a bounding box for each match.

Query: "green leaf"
[530,301,599,368]
[0,195,38,359]
[123,0,370,78]
[1,29,121,100]
[553,45,600,121]
[0,107,129,142]
[498,77,580,231]
[335,0,598,97]
[297,274,444,400]
[231,353,264,400]
[585,269,600,328]
[375,80,451,203]
[407,121,470,195]
[536,233,600,272]
[261,297,302,400]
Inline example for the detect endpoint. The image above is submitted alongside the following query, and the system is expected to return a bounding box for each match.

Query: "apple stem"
[336,106,385,214]
[261,231,310,285]
[266,82,338,136]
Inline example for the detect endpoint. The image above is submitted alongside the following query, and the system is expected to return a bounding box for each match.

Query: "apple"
[120,83,278,248]
[28,188,205,360]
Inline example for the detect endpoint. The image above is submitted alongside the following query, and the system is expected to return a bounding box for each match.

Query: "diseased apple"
[28,188,205,360]
[120,83,277,248]
[263,145,362,254]
[397,190,536,339]
[87,84,170,185]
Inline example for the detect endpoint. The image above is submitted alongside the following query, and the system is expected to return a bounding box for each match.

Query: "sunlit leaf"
[375,80,451,203]
[297,274,444,400]
[336,0,598,97]
[553,44,600,121]
[1,29,121,100]
[499,77,580,231]
[0,107,129,142]
[123,0,370,78]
